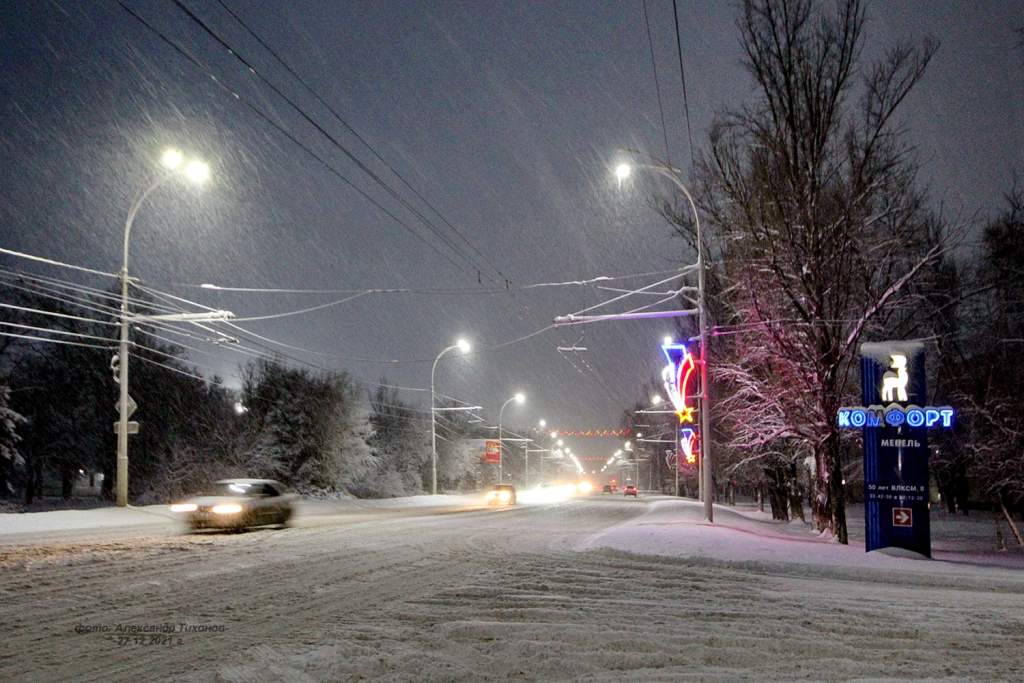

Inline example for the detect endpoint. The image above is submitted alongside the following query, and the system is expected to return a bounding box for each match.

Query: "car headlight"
[485,491,496,500]
[212,503,243,515]
[498,491,511,502]
[170,503,197,513]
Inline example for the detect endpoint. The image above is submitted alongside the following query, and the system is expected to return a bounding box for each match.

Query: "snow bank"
[579,499,1024,583]
[0,504,175,535]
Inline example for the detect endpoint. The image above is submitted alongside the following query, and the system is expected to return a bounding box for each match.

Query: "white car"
[170,479,296,531]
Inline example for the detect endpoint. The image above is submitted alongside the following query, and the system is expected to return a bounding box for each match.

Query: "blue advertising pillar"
[860,342,931,557]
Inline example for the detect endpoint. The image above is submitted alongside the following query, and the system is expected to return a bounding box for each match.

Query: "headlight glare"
[170,503,197,513]
[212,503,243,515]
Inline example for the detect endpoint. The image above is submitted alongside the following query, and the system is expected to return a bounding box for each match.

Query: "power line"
[115,0,473,277]
[166,0,494,281]
[671,0,696,171]
[0,330,113,350]
[213,0,510,285]
[0,246,118,279]
[642,0,671,165]
[180,268,687,295]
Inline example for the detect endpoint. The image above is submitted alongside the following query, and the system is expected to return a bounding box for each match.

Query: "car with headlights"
[623,484,638,498]
[484,484,517,506]
[170,479,296,530]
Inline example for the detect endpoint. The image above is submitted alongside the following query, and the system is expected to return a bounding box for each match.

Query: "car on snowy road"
[170,479,296,531]
[484,484,517,506]
[623,485,638,498]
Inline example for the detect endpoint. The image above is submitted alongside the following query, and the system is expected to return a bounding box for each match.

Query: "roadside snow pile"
[0,504,174,536]
[355,493,482,509]
[578,499,1024,580]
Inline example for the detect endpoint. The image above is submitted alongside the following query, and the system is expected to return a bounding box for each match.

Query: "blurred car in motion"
[170,479,296,530]
[485,484,517,506]
[623,485,638,498]
[602,484,613,494]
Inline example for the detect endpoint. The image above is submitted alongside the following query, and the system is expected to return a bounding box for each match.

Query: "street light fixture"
[114,147,210,507]
[619,156,713,521]
[498,392,526,483]
[430,338,472,495]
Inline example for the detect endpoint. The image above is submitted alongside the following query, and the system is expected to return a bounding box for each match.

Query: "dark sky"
[1,1,1022,460]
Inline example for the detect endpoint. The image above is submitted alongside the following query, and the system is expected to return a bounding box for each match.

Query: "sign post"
[839,342,956,557]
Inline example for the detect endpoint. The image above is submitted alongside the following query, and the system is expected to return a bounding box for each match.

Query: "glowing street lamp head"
[614,163,632,182]
[550,431,558,439]
[539,419,546,428]
[161,148,184,170]
[455,338,471,354]
[184,159,211,184]
[651,395,663,406]
[514,392,525,404]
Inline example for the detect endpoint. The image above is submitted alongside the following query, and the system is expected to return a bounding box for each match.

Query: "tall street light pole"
[615,160,713,523]
[497,392,525,484]
[115,148,210,507]
[430,338,471,495]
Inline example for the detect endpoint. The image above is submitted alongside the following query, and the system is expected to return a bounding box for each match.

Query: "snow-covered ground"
[2,496,1022,681]
[580,497,1024,576]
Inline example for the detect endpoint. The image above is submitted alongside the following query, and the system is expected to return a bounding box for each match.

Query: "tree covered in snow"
[660,0,958,542]
[359,383,428,497]
[951,188,1024,532]
[241,359,378,492]
[0,381,25,497]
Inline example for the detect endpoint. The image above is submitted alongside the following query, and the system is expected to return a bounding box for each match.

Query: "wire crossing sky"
[1,0,1022,447]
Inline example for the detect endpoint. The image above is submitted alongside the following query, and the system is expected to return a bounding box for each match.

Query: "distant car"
[170,479,296,530]
[485,484,517,506]
[623,485,638,497]
[602,484,613,494]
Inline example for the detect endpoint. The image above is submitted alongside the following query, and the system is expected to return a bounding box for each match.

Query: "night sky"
[1,1,1022,460]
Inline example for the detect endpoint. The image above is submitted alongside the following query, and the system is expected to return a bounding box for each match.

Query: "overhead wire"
[671,0,696,171]
[0,246,118,279]
[115,0,474,277]
[642,0,672,165]
[167,0,495,281]
[212,0,510,285]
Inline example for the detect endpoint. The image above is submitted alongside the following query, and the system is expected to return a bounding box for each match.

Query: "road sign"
[113,421,139,435]
[483,440,501,464]
[116,395,137,419]
[892,507,913,527]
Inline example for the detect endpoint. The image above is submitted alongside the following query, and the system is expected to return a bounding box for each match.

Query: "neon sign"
[661,342,697,423]
[838,353,955,429]
[838,405,954,429]
[680,427,698,464]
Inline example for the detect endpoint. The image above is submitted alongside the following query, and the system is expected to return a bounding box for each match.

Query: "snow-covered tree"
[0,381,25,497]
[662,0,958,542]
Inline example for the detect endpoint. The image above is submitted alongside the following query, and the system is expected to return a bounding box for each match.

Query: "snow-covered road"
[2,496,1022,681]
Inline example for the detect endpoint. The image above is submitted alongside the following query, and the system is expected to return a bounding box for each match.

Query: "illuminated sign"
[680,428,698,464]
[660,342,697,423]
[837,405,955,429]
[838,353,955,429]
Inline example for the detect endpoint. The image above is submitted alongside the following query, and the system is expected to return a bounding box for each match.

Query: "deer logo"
[880,354,909,402]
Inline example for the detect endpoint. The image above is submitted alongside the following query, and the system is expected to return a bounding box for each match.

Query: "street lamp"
[618,157,713,522]
[431,338,471,495]
[115,147,210,507]
[498,392,525,483]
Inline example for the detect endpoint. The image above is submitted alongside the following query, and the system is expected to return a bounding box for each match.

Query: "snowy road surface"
[2,496,1023,681]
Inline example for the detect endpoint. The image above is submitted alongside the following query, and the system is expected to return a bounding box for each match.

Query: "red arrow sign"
[892,507,913,527]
